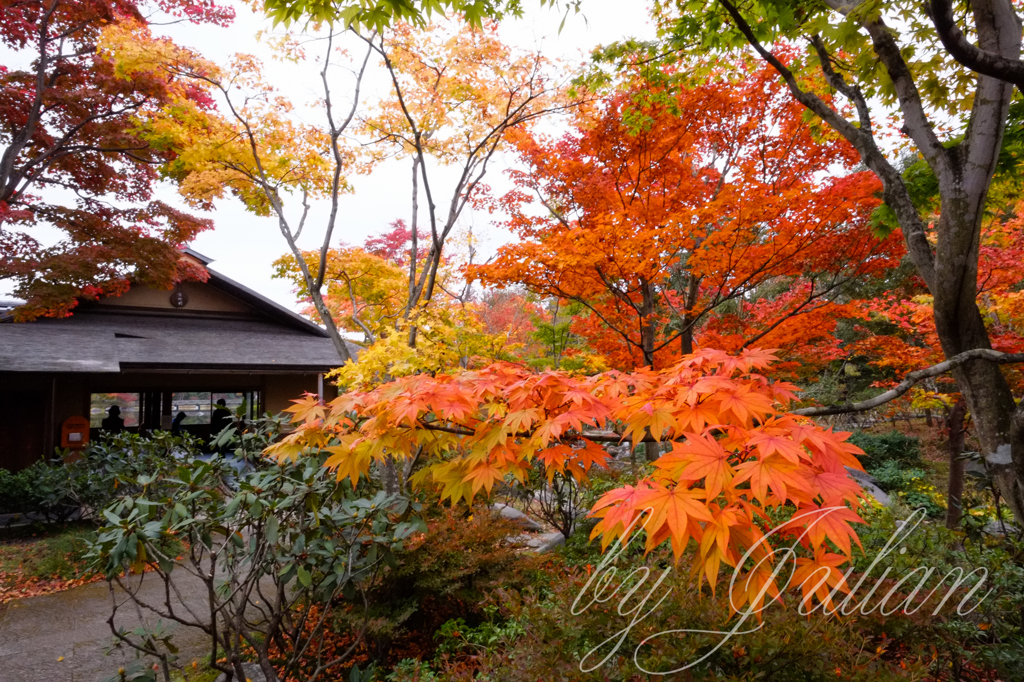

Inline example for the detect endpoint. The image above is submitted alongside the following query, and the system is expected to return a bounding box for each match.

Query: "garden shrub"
[868,459,929,492]
[386,658,440,682]
[405,505,1024,682]
[338,503,545,669]
[848,507,1024,680]
[433,605,527,658]
[91,453,421,682]
[0,461,73,519]
[848,429,921,470]
[0,432,204,521]
[418,567,933,681]
[865,454,945,518]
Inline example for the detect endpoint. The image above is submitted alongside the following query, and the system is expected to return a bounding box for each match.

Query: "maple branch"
[532,187,572,228]
[928,0,1024,89]
[792,349,1024,417]
[415,420,658,443]
[715,0,937,291]
[408,155,420,314]
[293,188,311,242]
[809,35,872,134]
[318,30,373,291]
[739,269,859,351]
[342,271,376,344]
[0,0,60,201]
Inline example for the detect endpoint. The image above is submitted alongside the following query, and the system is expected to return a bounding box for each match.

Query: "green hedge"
[848,429,921,470]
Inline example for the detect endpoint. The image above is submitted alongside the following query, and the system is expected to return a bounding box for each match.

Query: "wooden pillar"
[161,390,173,430]
[44,376,56,461]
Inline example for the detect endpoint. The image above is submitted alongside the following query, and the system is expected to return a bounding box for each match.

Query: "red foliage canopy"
[0,0,233,319]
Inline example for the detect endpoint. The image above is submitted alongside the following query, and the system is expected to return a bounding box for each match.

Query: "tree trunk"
[680,325,694,356]
[380,456,400,496]
[679,271,700,356]
[930,198,1024,522]
[945,399,967,529]
[640,278,656,367]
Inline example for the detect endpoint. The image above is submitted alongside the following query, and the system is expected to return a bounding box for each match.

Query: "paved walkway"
[0,571,212,682]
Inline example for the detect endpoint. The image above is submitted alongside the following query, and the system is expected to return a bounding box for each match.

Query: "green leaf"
[266,516,279,545]
[297,566,312,587]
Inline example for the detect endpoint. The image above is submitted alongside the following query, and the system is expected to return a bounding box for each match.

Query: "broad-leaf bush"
[335,504,543,667]
[0,432,201,521]
[89,452,424,682]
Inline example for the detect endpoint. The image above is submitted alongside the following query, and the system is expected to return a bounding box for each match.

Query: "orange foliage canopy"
[470,61,901,371]
[849,203,1024,406]
[268,349,867,608]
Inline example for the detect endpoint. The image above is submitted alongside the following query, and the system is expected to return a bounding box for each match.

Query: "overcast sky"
[138,0,659,310]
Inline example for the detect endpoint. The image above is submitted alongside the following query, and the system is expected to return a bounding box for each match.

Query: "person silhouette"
[211,398,232,435]
[171,411,187,435]
[101,405,125,433]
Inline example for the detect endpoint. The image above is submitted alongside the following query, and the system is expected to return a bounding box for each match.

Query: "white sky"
[145,0,659,309]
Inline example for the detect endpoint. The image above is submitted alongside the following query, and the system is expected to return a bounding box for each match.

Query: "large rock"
[490,503,543,532]
[845,466,892,507]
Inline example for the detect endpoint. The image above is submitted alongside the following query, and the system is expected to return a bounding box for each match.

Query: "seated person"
[101,406,125,433]
[171,411,187,435]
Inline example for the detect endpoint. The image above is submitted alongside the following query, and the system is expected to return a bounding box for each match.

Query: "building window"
[171,392,212,425]
[90,393,140,428]
[212,392,246,415]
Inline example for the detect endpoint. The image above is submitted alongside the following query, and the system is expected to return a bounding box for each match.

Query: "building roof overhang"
[0,249,359,374]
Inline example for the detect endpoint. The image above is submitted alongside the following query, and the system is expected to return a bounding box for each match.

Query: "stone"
[605,443,632,460]
[845,466,892,507]
[513,531,566,553]
[490,503,543,532]
[965,460,987,477]
[215,661,268,682]
[844,466,879,486]
[982,520,1020,537]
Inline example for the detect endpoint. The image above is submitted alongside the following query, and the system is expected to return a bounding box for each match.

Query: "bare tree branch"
[792,348,1024,416]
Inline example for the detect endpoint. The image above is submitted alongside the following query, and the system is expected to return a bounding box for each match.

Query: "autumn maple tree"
[470,60,901,371]
[0,0,233,319]
[357,19,565,330]
[131,18,563,367]
[273,223,421,346]
[270,348,868,609]
[652,0,1024,521]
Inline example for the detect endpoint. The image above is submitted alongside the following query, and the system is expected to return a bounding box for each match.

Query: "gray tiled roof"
[0,248,364,373]
[0,312,357,373]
